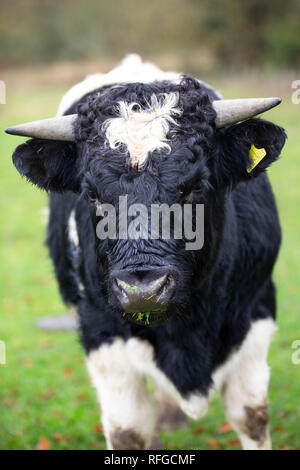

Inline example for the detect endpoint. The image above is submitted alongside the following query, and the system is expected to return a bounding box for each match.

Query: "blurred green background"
[0,0,299,450]
[1,0,300,70]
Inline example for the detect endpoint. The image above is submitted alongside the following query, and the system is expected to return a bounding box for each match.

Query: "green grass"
[0,74,299,450]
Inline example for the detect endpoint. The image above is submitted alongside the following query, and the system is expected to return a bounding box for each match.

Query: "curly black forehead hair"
[74,76,217,148]
[70,76,217,203]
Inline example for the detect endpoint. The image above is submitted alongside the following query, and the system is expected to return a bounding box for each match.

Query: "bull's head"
[7,77,286,326]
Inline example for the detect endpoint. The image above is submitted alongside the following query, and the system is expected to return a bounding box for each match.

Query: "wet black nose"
[111,268,175,313]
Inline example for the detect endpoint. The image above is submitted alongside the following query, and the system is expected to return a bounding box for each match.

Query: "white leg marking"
[86,338,156,449]
[220,318,277,450]
[127,337,209,420]
[87,318,276,450]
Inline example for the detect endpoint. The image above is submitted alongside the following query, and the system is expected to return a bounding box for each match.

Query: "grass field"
[0,70,299,450]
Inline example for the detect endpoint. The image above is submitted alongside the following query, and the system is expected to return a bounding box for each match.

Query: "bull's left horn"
[213,97,281,128]
[5,114,77,141]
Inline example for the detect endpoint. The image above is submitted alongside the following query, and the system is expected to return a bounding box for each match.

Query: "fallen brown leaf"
[76,393,88,402]
[38,389,56,400]
[90,440,103,448]
[35,437,51,450]
[207,438,221,450]
[93,423,103,434]
[166,442,181,450]
[23,358,33,368]
[192,425,205,435]
[273,425,284,432]
[62,367,73,376]
[277,410,289,418]
[228,439,242,448]
[219,421,232,433]
[3,397,15,407]
[53,432,69,444]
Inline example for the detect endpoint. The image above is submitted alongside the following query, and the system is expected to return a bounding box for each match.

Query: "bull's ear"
[12,138,81,192]
[214,118,287,188]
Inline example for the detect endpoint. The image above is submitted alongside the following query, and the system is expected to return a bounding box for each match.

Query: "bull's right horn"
[5,114,77,141]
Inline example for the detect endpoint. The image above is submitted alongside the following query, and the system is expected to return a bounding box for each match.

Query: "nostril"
[153,274,168,295]
[115,278,139,296]
[113,278,122,293]
[114,278,122,291]
[112,277,130,302]
[156,274,174,300]
[111,268,176,313]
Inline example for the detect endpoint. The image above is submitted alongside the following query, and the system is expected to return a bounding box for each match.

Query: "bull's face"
[9,78,286,326]
[77,79,216,325]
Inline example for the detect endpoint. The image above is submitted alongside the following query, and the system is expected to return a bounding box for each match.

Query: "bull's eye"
[180,180,201,197]
[183,182,203,203]
[192,181,202,191]
[86,188,98,202]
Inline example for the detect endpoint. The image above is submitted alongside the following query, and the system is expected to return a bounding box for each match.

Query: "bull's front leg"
[220,318,276,450]
[86,337,157,450]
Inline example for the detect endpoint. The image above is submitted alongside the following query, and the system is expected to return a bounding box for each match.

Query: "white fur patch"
[67,209,85,293]
[39,206,49,225]
[212,317,277,395]
[102,92,181,168]
[126,336,209,420]
[68,209,79,247]
[86,316,276,443]
[218,317,276,450]
[87,338,156,449]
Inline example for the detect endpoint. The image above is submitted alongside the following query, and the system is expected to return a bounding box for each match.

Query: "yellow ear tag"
[247,144,267,173]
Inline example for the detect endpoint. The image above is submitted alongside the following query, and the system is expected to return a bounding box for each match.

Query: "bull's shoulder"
[233,174,279,227]
[47,191,82,305]
[230,174,281,265]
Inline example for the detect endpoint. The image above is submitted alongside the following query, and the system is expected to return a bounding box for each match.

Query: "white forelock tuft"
[102,92,182,168]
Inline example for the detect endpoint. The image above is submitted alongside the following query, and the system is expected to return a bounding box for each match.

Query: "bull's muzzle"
[111,267,175,325]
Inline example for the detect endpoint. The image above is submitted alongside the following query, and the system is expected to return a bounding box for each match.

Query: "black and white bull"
[7,55,286,450]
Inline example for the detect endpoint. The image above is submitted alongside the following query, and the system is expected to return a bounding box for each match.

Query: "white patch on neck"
[68,209,79,247]
[102,92,181,168]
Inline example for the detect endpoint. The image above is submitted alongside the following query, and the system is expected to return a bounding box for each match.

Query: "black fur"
[12,76,286,397]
